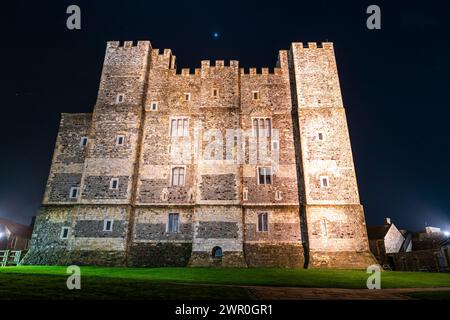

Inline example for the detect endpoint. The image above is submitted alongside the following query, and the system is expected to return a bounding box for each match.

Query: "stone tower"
[289,42,375,268]
[23,40,376,269]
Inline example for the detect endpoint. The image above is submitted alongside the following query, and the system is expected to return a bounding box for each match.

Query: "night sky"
[3,1,450,231]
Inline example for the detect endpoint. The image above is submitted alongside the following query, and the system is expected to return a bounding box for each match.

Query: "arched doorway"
[212,246,222,259]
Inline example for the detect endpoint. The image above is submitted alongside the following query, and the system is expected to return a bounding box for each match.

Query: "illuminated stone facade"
[23,40,376,268]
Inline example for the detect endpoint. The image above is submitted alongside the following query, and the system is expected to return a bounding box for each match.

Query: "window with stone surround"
[150,101,158,111]
[184,92,191,101]
[110,178,119,190]
[170,117,189,137]
[69,187,80,199]
[320,176,329,188]
[171,167,185,186]
[116,135,125,146]
[252,118,271,137]
[212,88,219,98]
[258,167,272,185]
[103,219,114,232]
[272,140,279,151]
[257,212,268,232]
[252,90,260,100]
[161,188,168,201]
[243,187,248,201]
[116,93,125,104]
[167,213,179,233]
[60,227,70,239]
[80,137,88,148]
[275,190,282,201]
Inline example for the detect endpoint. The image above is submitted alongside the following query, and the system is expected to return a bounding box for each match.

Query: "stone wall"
[43,114,91,205]
[23,205,130,266]
[48,173,82,202]
[82,176,129,200]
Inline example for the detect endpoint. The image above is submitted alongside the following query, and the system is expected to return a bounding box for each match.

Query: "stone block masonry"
[23,40,377,268]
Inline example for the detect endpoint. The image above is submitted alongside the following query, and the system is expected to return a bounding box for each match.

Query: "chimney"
[384,217,391,225]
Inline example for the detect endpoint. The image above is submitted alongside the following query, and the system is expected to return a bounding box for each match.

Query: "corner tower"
[289,42,376,268]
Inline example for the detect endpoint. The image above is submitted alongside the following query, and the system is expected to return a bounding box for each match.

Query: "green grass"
[0,273,251,300]
[0,266,449,299]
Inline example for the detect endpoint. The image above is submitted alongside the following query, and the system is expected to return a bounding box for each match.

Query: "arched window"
[212,246,222,259]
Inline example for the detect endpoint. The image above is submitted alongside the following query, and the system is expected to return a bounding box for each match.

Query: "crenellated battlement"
[106,40,151,49]
[149,48,176,69]
[291,42,334,50]
[239,67,283,76]
[199,60,240,69]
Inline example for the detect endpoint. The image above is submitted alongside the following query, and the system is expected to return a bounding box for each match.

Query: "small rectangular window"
[320,176,329,188]
[272,141,279,151]
[258,167,272,185]
[243,187,248,201]
[257,213,268,232]
[212,89,219,97]
[69,187,80,199]
[151,102,158,111]
[184,93,191,101]
[110,178,119,190]
[60,227,70,239]
[80,137,88,148]
[103,219,114,232]
[116,94,125,104]
[275,190,282,201]
[318,132,324,141]
[116,135,125,146]
[168,213,179,233]
[252,91,260,100]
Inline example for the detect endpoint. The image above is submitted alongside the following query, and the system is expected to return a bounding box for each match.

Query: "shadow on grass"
[403,291,450,300]
[0,274,253,300]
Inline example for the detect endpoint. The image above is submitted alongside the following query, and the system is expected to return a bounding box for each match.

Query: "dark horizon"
[2,0,450,232]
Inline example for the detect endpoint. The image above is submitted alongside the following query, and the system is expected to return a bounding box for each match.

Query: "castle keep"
[23,40,376,268]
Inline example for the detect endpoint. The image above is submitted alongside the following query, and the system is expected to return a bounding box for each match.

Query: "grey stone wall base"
[188,251,248,267]
[21,249,68,265]
[128,242,192,267]
[244,243,304,267]
[62,251,127,266]
[21,250,126,266]
[308,251,378,269]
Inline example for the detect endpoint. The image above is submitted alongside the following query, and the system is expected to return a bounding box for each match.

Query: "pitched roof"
[0,218,32,238]
[367,225,391,240]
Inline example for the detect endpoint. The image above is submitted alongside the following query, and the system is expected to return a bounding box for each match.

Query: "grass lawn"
[0,266,449,299]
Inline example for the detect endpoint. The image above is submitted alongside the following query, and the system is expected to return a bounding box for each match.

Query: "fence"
[0,250,22,267]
